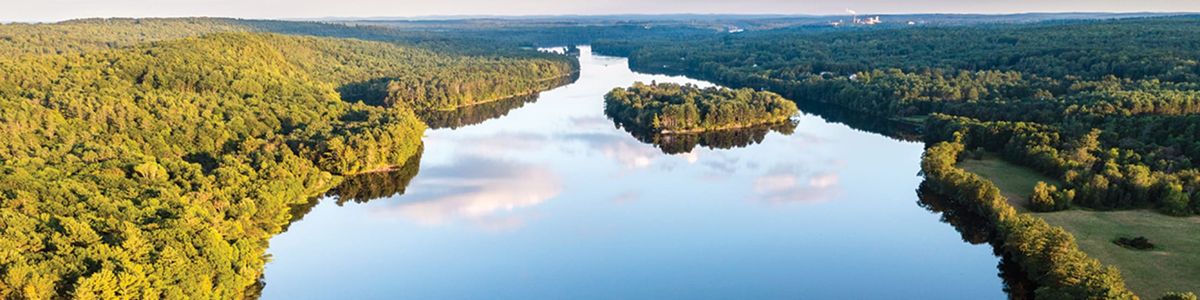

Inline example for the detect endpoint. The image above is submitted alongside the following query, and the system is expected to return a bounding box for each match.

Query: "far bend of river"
[261,46,1007,299]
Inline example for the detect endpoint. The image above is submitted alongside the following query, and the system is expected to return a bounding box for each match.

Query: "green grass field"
[958,154,1200,298]
[956,153,1061,212]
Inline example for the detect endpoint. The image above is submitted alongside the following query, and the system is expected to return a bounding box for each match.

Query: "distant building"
[841,14,882,26]
[857,16,882,25]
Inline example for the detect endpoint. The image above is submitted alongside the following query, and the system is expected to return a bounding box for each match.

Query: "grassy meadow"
[958,154,1200,298]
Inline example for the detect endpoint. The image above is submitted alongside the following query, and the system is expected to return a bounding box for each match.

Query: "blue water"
[261,46,1005,299]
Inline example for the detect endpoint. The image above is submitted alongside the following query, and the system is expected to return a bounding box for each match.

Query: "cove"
[260,47,1007,299]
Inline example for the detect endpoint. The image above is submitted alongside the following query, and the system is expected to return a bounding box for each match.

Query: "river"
[260,46,1007,299]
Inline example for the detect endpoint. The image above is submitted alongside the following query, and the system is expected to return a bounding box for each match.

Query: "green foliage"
[1031,181,1059,212]
[1029,181,1074,212]
[598,17,1200,215]
[604,82,797,133]
[1160,183,1192,216]
[0,19,574,298]
[922,139,1137,299]
[921,113,1200,215]
[1161,292,1199,300]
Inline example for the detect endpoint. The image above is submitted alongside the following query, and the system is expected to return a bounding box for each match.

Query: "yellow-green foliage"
[0,18,252,55]
[269,34,575,111]
[0,22,573,298]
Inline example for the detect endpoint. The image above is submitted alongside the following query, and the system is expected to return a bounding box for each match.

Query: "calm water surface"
[262,47,1006,299]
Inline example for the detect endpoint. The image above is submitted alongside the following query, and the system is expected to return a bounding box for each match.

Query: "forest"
[604,82,797,133]
[0,20,574,298]
[921,136,1135,299]
[594,16,1200,216]
[6,13,1200,299]
[592,16,1200,298]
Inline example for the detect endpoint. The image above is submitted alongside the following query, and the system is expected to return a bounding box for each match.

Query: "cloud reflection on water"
[372,155,562,228]
[453,131,550,157]
[561,132,661,169]
[751,165,841,204]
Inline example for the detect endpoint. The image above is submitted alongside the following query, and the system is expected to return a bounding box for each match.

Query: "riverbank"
[959,154,1200,298]
[655,115,794,134]
[424,71,581,112]
[921,139,1136,298]
[262,48,1007,299]
[609,51,1192,298]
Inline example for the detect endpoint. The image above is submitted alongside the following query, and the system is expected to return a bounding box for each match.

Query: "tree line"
[921,135,1136,299]
[594,16,1200,216]
[924,114,1200,216]
[0,19,574,298]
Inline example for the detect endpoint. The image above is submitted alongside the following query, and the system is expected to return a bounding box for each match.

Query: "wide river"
[261,47,1007,299]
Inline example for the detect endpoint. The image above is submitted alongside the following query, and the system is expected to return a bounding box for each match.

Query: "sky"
[4,0,1200,23]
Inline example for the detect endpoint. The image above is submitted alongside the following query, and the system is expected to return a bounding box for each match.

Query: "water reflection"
[618,66,921,143]
[607,118,800,154]
[752,165,840,204]
[283,148,425,232]
[916,182,1037,299]
[372,155,562,227]
[263,47,1006,299]
[560,132,661,169]
[329,147,424,205]
[417,93,541,129]
[417,73,580,129]
[795,101,921,143]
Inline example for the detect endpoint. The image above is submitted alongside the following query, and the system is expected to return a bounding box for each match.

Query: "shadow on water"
[283,145,425,231]
[794,100,922,143]
[415,72,580,130]
[615,62,921,143]
[416,93,541,130]
[916,182,1037,300]
[607,116,799,155]
[327,147,424,206]
[337,72,581,130]
[251,148,424,298]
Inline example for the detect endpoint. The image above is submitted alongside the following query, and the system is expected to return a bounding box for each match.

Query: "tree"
[1030,181,1061,212]
[1161,292,1199,300]
[1161,183,1192,216]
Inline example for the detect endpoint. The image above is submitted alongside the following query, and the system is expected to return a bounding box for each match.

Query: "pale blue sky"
[4,0,1199,23]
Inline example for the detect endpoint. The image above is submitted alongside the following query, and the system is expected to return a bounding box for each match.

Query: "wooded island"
[604,82,797,134]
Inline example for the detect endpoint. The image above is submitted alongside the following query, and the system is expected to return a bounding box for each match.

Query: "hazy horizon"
[5,0,1200,23]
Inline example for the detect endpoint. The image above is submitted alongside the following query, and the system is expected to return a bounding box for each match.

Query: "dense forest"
[604,82,797,133]
[921,136,1135,299]
[7,13,1200,299]
[0,17,583,57]
[594,17,1200,216]
[0,19,574,298]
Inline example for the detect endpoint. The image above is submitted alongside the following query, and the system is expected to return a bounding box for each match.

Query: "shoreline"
[423,71,580,112]
[655,116,795,135]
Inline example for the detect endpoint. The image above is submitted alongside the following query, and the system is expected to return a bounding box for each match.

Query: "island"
[604,82,798,134]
